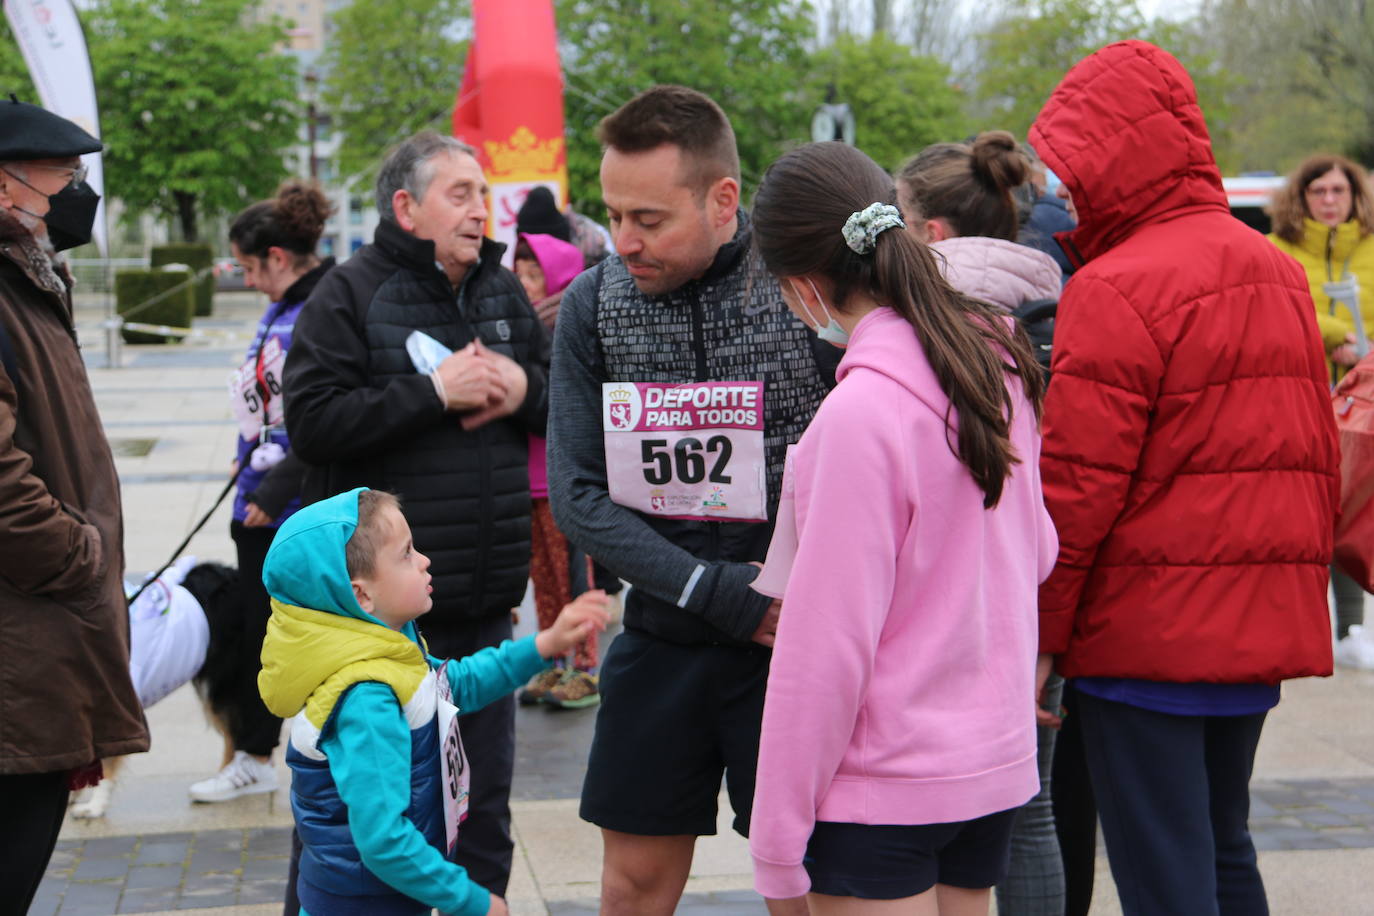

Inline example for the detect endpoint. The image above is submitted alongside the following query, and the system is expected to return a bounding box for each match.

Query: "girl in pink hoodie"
[747,142,1058,914]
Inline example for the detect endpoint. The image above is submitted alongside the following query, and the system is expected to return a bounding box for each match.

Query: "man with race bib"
[547,86,838,916]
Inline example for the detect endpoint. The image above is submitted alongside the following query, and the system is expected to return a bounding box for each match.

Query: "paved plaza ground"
[28,291,1374,914]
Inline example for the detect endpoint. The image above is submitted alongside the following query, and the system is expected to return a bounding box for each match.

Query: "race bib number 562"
[602,381,767,522]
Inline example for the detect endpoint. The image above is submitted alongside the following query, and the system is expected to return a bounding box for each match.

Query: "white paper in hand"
[406,330,453,375]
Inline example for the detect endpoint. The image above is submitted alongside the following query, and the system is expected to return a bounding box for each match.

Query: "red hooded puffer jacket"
[1029,41,1338,683]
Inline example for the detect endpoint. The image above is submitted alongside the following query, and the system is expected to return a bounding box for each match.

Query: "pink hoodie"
[520,232,584,499]
[749,307,1058,899]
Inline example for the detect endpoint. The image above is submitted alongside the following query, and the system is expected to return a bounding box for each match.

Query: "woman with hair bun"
[897,131,1068,916]
[896,131,1061,318]
[747,141,1057,915]
[188,179,335,804]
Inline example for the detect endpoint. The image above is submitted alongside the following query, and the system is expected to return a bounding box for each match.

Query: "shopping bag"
[1332,356,1374,589]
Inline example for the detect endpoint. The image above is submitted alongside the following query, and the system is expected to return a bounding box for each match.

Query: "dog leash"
[126,465,243,607]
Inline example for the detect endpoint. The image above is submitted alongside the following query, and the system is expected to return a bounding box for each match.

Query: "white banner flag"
[4,0,107,255]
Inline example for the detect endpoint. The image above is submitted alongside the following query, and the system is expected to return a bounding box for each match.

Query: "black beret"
[516,186,571,242]
[0,95,102,160]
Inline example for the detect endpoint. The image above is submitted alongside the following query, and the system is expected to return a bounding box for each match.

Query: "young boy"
[258,487,608,916]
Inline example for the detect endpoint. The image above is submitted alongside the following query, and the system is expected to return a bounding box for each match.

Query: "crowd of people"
[0,36,1361,916]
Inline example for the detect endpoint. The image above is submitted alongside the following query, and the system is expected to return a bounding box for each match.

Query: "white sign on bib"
[602,381,767,523]
[227,337,286,441]
[435,668,470,856]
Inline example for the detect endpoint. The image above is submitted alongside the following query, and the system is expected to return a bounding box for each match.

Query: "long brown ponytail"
[752,141,1044,508]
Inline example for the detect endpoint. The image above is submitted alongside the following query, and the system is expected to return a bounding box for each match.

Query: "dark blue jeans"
[1077,692,1268,916]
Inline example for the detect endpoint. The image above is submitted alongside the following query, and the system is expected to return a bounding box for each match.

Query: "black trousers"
[1052,682,1097,916]
[282,612,517,913]
[0,771,70,916]
[1077,691,1269,916]
[230,521,283,757]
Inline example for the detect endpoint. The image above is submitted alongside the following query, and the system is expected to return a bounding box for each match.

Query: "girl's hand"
[536,590,611,659]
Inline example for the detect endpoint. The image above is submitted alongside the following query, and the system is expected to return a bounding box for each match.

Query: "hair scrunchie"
[842,202,905,255]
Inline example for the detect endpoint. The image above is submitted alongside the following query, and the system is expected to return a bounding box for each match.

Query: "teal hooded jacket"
[258,488,546,916]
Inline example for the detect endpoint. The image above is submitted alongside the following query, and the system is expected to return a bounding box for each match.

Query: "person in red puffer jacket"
[1030,40,1339,916]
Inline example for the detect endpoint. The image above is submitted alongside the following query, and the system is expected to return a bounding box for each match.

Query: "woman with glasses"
[1269,156,1374,670]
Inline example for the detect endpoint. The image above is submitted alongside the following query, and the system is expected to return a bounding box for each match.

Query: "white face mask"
[790,278,850,347]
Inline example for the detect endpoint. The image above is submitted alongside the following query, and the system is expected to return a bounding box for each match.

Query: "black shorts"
[804,809,1018,900]
[579,627,770,837]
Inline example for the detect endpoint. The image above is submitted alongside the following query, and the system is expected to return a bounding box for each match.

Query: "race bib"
[602,381,767,522]
[227,337,286,441]
[435,669,470,856]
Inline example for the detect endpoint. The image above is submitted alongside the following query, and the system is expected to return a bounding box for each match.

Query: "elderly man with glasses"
[0,97,147,916]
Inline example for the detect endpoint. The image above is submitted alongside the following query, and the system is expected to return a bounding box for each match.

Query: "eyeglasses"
[28,162,88,188]
[1306,185,1350,199]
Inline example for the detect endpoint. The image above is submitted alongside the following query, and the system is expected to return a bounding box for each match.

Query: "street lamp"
[811,84,856,146]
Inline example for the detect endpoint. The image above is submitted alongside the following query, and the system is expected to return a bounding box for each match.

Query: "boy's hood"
[258,599,427,725]
[258,488,427,723]
[262,487,382,626]
[520,232,584,295]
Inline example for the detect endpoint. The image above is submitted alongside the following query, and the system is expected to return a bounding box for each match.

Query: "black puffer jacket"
[284,220,549,622]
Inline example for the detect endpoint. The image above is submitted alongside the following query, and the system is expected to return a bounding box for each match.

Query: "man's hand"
[487,894,510,916]
[751,598,782,648]
[435,342,505,412]
[536,589,611,659]
[460,340,529,430]
[1035,652,1062,729]
[242,503,273,528]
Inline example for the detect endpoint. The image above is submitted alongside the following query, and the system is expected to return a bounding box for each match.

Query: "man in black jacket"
[283,130,549,904]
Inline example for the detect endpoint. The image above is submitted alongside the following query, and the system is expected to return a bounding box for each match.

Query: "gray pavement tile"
[83,835,141,857]
[73,855,134,880]
[147,832,196,843]
[117,886,182,914]
[194,831,246,853]
[125,864,183,889]
[1323,798,1374,817]
[57,881,125,915]
[188,849,244,875]
[27,889,61,916]
[135,840,191,866]
[245,827,292,855]
[238,878,289,905]
[241,856,288,881]
[55,839,81,851]
[1299,810,1356,827]
[547,902,601,914]
[46,848,78,870]
[174,891,239,910]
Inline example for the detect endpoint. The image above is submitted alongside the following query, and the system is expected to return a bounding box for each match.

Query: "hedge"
[150,243,215,316]
[115,268,196,344]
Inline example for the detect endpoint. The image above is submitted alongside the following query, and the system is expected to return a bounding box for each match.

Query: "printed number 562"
[641,437,732,485]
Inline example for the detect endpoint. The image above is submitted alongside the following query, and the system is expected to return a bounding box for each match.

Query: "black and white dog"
[71,560,244,818]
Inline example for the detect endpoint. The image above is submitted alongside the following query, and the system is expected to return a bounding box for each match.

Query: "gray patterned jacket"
[548,212,838,646]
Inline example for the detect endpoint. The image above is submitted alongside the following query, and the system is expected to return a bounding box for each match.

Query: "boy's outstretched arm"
[321,683,495,916]
[432,593,609,712]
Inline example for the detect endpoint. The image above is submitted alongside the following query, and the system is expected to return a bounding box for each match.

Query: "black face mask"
[40,180,99,252]
[5,167,100,252]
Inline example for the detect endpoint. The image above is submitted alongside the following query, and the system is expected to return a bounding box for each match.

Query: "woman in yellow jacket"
[1269,154,1374,378]
[1268,153,1374,668]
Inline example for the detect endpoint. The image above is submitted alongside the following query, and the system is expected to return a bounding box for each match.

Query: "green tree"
[555,0,815,211]
[85,0,300,241]
[806,33,966,171]
[321,0,470,194]
[972,0,1148,136]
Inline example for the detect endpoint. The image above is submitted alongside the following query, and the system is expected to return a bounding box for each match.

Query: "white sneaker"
[189,751,277,803]
[1334,625,1374,670]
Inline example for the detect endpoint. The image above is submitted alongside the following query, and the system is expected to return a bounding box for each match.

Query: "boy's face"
[514,256,547,302]
[351,505,433,629]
